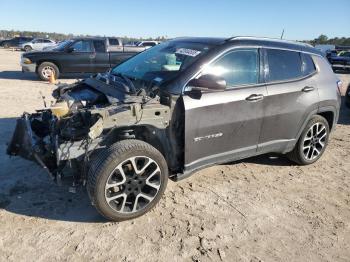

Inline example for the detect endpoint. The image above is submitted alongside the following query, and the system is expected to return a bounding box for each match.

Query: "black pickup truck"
[21,37,147,80]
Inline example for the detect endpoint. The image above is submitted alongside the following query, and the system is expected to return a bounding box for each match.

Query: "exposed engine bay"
[7,73,173,183]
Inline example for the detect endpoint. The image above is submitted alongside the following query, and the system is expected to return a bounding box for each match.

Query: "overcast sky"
[1,0,349,40]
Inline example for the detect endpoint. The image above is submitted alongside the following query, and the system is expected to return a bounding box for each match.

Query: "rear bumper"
[332,64,350,69]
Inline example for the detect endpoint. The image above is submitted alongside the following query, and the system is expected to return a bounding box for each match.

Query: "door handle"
[89,53,96,59]
[246,94,264,102]
[302,86,315,92]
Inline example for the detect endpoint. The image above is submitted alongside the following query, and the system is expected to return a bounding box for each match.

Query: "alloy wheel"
[302,122,327,160]
[104,156,161,214]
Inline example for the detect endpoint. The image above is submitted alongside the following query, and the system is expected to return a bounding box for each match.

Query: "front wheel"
[287,115,330,165]
[87,140,168,221]
[37,62,59,81]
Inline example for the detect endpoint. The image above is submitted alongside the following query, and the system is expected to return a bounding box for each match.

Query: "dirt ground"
[0,48,349,262]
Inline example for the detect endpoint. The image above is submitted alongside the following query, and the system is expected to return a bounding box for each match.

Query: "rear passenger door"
[258,49,319,153]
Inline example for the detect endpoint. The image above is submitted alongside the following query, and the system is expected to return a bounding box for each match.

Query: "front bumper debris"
[7,113,55,180]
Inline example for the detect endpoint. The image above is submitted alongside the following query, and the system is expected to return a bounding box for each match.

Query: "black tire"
[37,62,59,81]
[87,139,168,221]
[287,115,330,165]
[24,45,32,52]
[3,43,9,48]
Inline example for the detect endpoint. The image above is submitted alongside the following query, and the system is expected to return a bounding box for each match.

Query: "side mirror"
[186,74,226,93]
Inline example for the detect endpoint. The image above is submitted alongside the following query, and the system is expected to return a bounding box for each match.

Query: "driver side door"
[183,48,267,172]
[62,40,95,73]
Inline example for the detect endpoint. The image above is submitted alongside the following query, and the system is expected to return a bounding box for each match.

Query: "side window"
[266,49,302,82]
[202,49,259,87]
[93,40,106,52]
[301,53,316,76]
[71,40,93,52]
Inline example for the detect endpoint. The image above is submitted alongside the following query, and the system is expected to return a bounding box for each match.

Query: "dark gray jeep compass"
[7,37,341,221]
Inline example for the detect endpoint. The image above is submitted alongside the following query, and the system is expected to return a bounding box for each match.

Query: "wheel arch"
[317,110,335,131]
[285,106,337,154]
[36,59,61,73]
[100,125,173,170]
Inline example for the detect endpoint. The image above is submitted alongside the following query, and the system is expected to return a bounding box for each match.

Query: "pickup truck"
[329,51,350,72]
[21,37,147,80]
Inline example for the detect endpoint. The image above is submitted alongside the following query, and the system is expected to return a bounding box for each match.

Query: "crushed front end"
[7,74,171,184]
[7,101,104,182]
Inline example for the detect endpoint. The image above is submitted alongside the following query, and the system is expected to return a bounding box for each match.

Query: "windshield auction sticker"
[175,48,201,57]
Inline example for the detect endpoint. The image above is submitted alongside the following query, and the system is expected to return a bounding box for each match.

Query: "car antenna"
[39,91,47,108]
[280,29,285,39]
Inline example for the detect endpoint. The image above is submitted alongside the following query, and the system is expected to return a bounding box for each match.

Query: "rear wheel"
[37,62,59,81]
[287,115,329,165]
[24,45,32,52]
[87,140,168,221]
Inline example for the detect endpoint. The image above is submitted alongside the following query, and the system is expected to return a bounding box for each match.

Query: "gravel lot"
[0,48,349,262]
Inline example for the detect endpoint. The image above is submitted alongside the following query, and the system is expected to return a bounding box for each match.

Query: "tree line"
[0,29,168,43]
[1,30,349,46]
[305,34,350,46]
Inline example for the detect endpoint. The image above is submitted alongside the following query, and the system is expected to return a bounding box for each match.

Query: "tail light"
[337,80,343,95]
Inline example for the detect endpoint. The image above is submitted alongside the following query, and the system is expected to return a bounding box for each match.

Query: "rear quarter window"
[266,49,302,82]
[301,53,316,76]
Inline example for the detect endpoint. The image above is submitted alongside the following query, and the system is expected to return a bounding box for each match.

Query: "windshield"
[111,41,213,85]
[52,40,73,51]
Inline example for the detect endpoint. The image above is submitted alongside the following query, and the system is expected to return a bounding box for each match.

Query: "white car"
[20,38,56,52]
[135,41,160,48]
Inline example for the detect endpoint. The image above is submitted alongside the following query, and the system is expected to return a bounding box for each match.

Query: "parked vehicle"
[0,38,10,46]
[7,37,341,221]
[21,37,148,81]
[326,49,338,62]
[20,38,56,52]
[134,41,160,48]
[329,50,350,71]
[125,41,160,48]
[1,36,34,48]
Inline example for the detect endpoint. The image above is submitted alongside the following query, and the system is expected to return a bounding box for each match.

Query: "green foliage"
[307,34,350,46]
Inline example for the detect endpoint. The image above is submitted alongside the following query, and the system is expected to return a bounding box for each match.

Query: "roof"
[171,36,322,55]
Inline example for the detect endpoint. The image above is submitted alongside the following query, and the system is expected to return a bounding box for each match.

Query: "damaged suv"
[7,37,341,221]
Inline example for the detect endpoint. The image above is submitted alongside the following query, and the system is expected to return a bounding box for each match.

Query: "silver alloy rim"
[104,156,161,214]
[302,122,327,160]
[42,66,54,79]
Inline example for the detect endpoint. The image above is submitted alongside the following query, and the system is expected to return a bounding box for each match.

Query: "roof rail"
[225,36,313,47]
